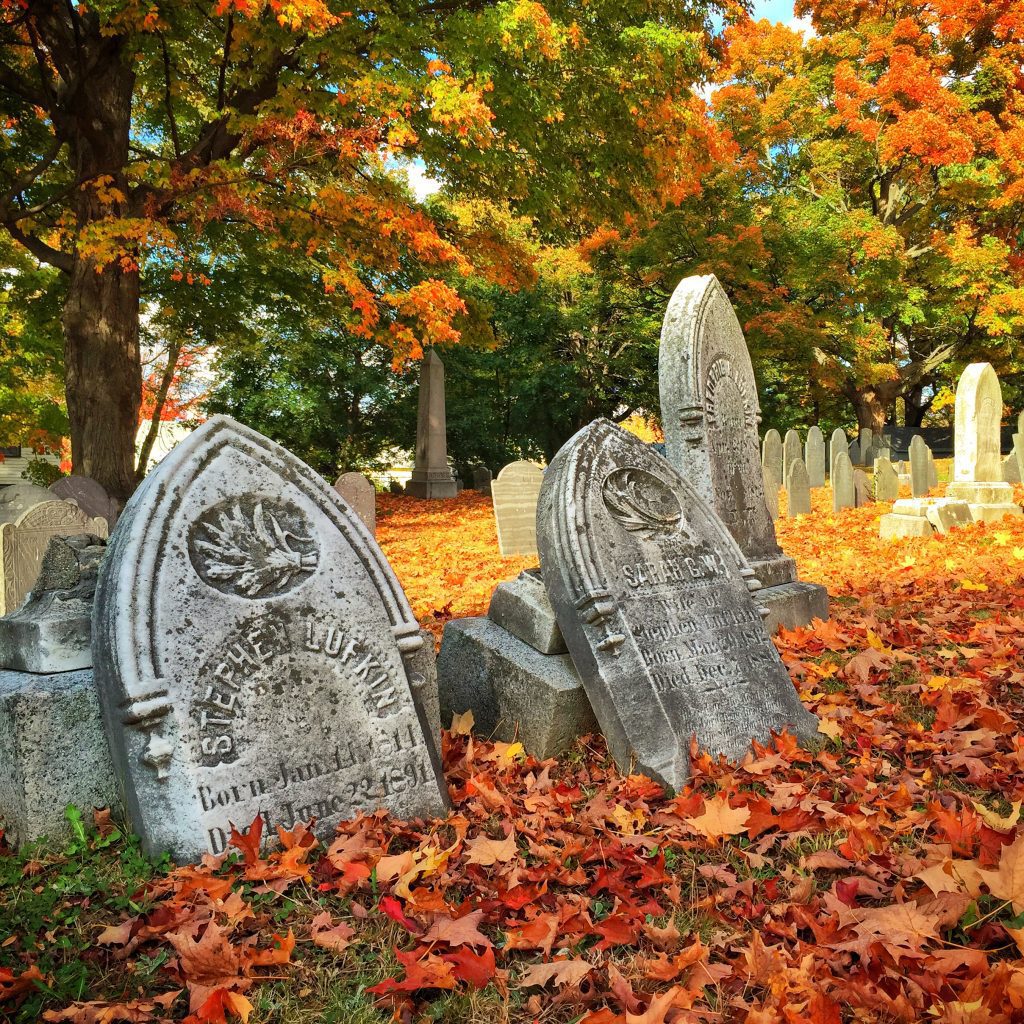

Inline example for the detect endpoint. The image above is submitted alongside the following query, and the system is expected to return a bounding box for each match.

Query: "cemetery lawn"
[4,488,1024,1024]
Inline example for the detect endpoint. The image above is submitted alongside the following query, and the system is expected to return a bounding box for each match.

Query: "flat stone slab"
[879,514,934,540]
[487,569,566,655]
[93,416,448,863]
[0,668,117,847]
[926,502,973,535]
[537,418,818,791]
[757,581,830,635]
[436,617,596,759]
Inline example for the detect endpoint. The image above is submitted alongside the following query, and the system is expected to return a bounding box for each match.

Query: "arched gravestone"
[51,475,120,532]
[805,427,826,487]
[832,453,855,512]
[1,500,108,615]
[761,429,783,482]
[92,417,448,863]
[333,472,376,535]
[537,420,818,790]
[658,274,827,631]
[828,428,847,479]
[782,429,802,485]
[492,461,545,557]
[786,459,811,516]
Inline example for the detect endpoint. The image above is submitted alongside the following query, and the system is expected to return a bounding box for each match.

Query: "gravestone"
[832,453,855,512]
[786,459,811,516]
[782,429,802,485]
[1013,434,1024,479]
[927,447,939,489]
[761,429,783,483]
[472,466,492,496]
[333,472,376,535]
[491,461,545,557]
[945,363,1022,523]
[880,498,972,539]
[0,483,53,520]
[762,467,779,522]
[853,469,872,507]
[909,435,930,497]
[829,428,848,478]
[873,458,899,502]
[50,476,120,532]
[388,480,404,495]
[859,428,873,465]
[92,416,448,863]
[1,501,108,616]
[537,419,818,789]
[0,535,105,673]
[1003,454,1021,484]
[658,274,827,632]
[405,350,458,499]
[805,426,826,487]
[847,440,860,467]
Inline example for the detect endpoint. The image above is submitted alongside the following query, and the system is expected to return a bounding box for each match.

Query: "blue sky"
[752,0,798,23]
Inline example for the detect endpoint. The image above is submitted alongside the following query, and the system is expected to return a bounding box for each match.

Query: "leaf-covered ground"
[4,486,1024,1024]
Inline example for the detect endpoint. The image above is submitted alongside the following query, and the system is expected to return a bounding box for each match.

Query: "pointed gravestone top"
[659,275,794,589]
[92,416,447,863]
[406,350,458,499]
[537,419,818,791]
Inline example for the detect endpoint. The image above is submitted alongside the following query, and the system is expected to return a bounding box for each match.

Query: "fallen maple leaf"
[517,958,594,989]
[979,833,1024,913]
[464,831,517,866]
[685,794,750,840]
[422,909,492,948]
[310,912,355,953]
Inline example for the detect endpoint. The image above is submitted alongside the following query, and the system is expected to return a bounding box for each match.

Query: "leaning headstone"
[333,472,376,535]
[472,466,492,496]
[805,426,826,487]
[832,453,855,512]
[405,350,458,499]
[782,429,802,485]
[786,459,811,516]
[658,274,827,632]
[1003,454,1021,484]
[92,416,448,863]
[926,501,973,535]
[853,469,872,507]
[945,363,1022,523]
[761,429,783,483]
[0,500,108,616]
[537,418,818,789]
[0,535,105,673]
[909,435,930,497]
[873,458,899,502]
[50,476,120,532]
[829,428,848,478]
[762,467,779,521]
[491,461,544,557]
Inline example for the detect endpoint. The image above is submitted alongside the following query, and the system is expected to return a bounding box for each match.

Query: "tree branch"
[3,219,72,273]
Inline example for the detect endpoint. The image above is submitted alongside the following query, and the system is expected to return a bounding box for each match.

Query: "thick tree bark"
[60,36,141,503]
[850,382,901,433]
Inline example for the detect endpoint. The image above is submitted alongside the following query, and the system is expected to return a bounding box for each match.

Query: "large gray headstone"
[92,416,448,863]
[761,429,783,483]
[853,469,872,507]
[491,461,544,557]
[785,459,811,517]
[405,350,458,499]
[658,275,797,591]
[805,427,826,487]
[50,475,120,532]
[782,429,802,485]
[873,458,899,502]
[536,419,818,790]
[859,428,873,465]
[832,453,855,512]
[333,472,376,536]
[909,435,930,497]
[829,428,848,479]
[847,440,860,468]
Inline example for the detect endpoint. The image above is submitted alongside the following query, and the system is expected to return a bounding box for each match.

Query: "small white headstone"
[492,461,544,557]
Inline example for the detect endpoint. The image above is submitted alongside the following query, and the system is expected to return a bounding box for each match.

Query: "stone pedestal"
[879,498,974,539]
[0,668,117,847]
[945,482,1022,524]
[756,580,830,634]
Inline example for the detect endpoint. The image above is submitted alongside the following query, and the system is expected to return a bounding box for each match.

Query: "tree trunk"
[850,382,901,434]
[61,37,141,503]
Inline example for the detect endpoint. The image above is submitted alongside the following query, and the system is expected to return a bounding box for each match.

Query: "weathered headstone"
[859,428,873,465]
[658,274,827,632]
[909,435,930,497]
[847,440,861,467]
[537,419,818,788]
[762,467,779,521]
[333,472,376,535]
[927,447,939,489]
[491,461,544,557]
[832,453,855,512]
[92,416,448,863]
[786,459,811,516]
[853,469,872,507]
[0,535,104,673]
[472,466,492,496]
[945,363,1022,523]
[50,476,120,532]
[782,429,802,485]
[405,350,458,499]
[761,429,783,483]
[1,500,108,616]
[873,458,899,502]
[805,426,826,487]
[1003,454,1021,484]
[829,428,848,478]
[0,483,53,520]
[926,501,973,535]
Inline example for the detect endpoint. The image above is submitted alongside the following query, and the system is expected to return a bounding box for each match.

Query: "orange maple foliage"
[7,486,1024,1023]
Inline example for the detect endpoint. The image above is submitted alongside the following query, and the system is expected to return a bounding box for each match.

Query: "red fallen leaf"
[0,964,45,1003]
[367,948,457,996]
[169,919,245,992]
[422,908,491,948]
[441,944,496,987]
[504,913,559,954]
[228,814,264,867]
[310,912,356,953]
[835,879,859,906]
[379,895,418,931]
[185,987,253,1024]
[593,913,641,951]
